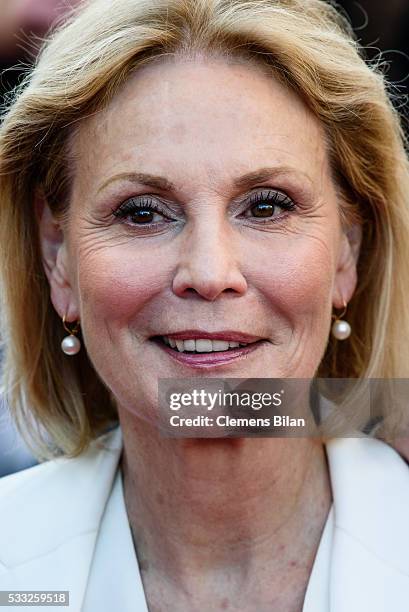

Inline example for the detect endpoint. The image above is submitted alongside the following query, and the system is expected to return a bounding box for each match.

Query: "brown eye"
[243,190,296,222]
[129,208,156,224]
[250,202,275,218]
[112,197,171,226]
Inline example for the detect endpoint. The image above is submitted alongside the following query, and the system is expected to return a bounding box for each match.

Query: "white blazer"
[1,425,409,611]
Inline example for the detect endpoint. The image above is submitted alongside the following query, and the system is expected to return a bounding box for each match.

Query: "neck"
[120,409,331,602]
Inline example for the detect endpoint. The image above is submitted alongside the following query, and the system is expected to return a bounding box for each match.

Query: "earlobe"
[35,191,79,321]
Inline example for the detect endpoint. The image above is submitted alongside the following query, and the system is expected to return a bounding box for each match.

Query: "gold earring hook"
[332,299,347,321]
[62,314,80,335]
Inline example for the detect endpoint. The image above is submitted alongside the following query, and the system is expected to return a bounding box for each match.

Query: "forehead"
[72,56,329,193]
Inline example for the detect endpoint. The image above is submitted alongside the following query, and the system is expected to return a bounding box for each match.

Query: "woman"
[1,0,409,610]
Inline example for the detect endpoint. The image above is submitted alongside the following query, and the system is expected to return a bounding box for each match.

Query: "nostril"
[176,285,243,301]
[172,258,248,301]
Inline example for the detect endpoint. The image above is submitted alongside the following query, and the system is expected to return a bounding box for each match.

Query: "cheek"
[247,233,335,325]
[76,245,171,335]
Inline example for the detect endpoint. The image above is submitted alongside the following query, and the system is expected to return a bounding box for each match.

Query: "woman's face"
[40,57,360,422]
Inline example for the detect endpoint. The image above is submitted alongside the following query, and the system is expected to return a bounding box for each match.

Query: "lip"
[154,330,264,343]
[151,336,268,368]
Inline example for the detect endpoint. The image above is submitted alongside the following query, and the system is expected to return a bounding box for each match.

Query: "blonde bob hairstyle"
[1,0,409,460]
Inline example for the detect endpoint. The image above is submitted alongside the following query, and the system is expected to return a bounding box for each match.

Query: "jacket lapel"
[327,436,409,611]
[0,426,122,611]
[2,426,409,611]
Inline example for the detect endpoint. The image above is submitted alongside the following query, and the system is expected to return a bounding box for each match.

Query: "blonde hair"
[1,0,409,459]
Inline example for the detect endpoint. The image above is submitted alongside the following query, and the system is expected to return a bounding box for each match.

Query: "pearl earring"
[61,314,81,355]
[331,300,351,340]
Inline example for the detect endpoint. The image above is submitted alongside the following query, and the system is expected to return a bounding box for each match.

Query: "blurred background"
[0,0,409,475]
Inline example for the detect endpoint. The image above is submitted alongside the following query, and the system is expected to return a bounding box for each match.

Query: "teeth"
[161,336,249,353]
[183,339,196,352]
[212,340,230,352]
[195,339,213,353]
[175,340,185,352]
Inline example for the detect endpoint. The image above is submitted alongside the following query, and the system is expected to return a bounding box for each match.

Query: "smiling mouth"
[157,336,253,353]
[151,335,267,367]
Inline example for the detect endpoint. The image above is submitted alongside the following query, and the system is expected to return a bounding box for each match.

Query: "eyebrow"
[97,166,309,194]
[97,172,175,193]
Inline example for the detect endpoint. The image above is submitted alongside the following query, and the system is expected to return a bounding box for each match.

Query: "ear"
[332,223,362,308]
[35,191,79,322]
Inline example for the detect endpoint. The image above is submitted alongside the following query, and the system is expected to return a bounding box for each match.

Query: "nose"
[172,219,248,301]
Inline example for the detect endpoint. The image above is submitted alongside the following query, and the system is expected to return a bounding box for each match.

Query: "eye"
[112,197,173,225]
[243,190,296,222]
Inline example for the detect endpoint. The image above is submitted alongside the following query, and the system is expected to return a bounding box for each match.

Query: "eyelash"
[111,190,297,227]
[112,197,170,225]
[245,191,296,221]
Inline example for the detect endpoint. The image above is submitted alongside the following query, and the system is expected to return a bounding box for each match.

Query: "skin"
[38,57,361,610]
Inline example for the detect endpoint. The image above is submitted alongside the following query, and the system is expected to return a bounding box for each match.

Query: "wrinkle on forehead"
[69,55,333,210]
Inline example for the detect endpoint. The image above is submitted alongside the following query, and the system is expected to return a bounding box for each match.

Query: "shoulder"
[0,425,122,570]
[0,425,122,501]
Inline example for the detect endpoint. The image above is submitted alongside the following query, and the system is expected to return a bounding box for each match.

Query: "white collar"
[1,426,409,610]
